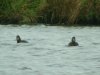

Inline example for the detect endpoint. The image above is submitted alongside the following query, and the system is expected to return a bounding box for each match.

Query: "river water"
[0,24,100,75]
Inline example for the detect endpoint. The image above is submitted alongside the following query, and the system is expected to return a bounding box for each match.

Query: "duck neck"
[17,38,21,43]
[17,40,20,43]
[72,38,76,42]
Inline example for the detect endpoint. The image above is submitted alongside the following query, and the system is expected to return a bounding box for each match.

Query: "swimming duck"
[16,35,28,43]
[68,37,79,46]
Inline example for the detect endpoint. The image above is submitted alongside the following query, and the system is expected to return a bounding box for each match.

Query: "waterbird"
[68,36,79,46]
[16,35,28,43]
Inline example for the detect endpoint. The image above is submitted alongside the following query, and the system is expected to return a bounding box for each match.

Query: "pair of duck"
[16,35,79,46]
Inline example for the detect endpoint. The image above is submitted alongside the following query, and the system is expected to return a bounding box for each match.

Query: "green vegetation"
[0,0,100,25]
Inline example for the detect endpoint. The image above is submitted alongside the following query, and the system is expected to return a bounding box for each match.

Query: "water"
[0,25,100,75]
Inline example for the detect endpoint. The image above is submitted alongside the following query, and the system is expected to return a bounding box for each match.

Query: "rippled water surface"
[0,25,100,75]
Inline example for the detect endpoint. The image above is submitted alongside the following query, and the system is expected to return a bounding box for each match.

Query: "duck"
[68,36,79,46]
[16,35,28,43]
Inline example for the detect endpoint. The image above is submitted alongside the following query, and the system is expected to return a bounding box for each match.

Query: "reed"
[37,0,82,24]
[0,0,100,25]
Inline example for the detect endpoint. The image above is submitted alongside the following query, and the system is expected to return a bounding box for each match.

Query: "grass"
[0,0,100,25]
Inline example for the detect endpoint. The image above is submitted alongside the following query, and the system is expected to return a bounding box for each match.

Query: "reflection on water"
[0,25,100,75]
[19,66,32,70]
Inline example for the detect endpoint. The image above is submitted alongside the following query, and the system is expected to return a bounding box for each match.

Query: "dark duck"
[68,37,79,46]
[16,35,28,43]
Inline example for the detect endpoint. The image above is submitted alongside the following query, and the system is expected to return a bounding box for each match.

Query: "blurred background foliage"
[0,0,100,25]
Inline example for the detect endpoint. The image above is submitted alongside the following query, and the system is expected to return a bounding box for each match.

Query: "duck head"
[72,37,76,42]
[16,35,21,43]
